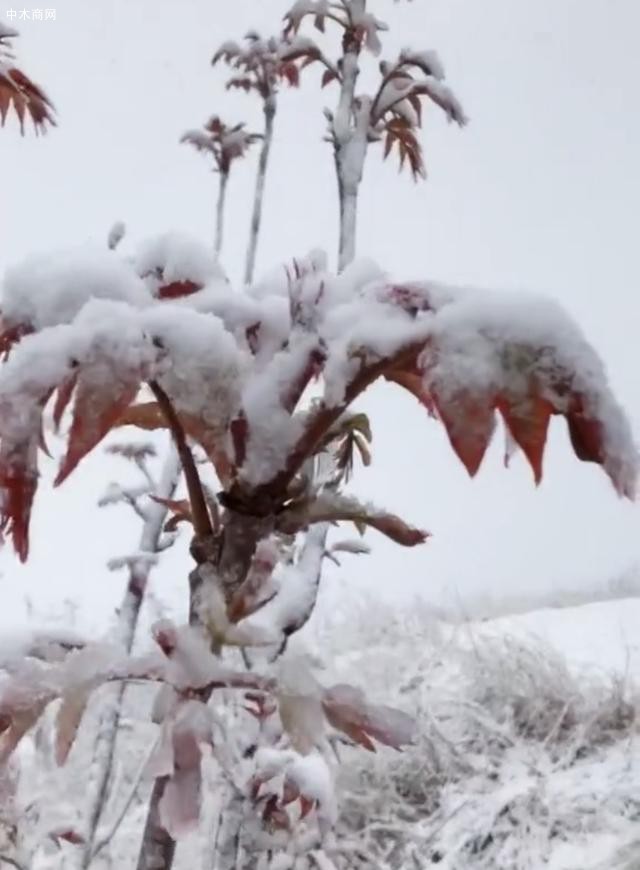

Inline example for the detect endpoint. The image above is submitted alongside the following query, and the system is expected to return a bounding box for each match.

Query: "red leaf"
[115,401,233,486]
[0,318,33,358]
[321,69,337,88]
[323,685,415,752]
[55,380,140,485]
[0,66,56,134]
[433,389,496,477]
[299,795,316,819]
[385,368,436,416]
[52,371,78,431]
[280,62,300,88]
[498,394,553,484]
[50,828,85,846]
[566,394,605,465]
[230,414,249,467]
[0,440,38,562]
[157,280,202,300]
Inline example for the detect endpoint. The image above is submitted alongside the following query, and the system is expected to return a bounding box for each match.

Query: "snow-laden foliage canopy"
[0,233,635,563]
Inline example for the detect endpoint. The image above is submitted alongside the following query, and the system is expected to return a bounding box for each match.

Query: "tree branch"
[148,381,214,540]
[246,342,422,503]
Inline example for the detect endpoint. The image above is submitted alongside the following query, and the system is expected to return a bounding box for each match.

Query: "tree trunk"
[332,33,367,272]
[215,171,229,258]
[81,446,181,868]
[244,98,276,286]
[133,507,272,870]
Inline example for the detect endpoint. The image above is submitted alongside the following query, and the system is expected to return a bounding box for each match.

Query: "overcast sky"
[1,0,640,635]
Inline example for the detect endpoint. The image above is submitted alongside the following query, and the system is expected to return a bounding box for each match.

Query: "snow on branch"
[0,242,635,566]
[212,31,304,97]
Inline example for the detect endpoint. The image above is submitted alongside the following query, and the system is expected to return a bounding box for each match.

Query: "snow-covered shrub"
[0,229,636,867]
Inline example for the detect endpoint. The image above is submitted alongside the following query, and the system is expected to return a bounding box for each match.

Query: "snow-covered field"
[297,597,640,870]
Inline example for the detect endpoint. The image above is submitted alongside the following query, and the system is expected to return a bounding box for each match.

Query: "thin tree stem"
[244,99,276,286]
[148,381,214,540]
[215,170,229,257]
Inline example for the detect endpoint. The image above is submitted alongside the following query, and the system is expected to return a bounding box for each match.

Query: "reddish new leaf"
[0,439,38,562]
[157,279,202,300]
[52,371,78,431]
[50,828,86,846]
[55,379,140,485]
[321,69,337,88]
[0,317,33,358]
[385,368,436,416]
[0,66,55,134]
[432,388,496,477]
[323,684,415,752]
[497,394,553,484]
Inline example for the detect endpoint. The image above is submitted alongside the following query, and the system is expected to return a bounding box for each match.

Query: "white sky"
[1,0,640,634]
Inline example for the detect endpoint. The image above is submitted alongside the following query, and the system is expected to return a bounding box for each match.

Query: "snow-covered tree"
[1,4,637,870]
